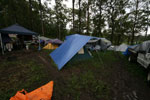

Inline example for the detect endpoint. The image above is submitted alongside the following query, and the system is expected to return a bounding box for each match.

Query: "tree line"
[0,0,149,45]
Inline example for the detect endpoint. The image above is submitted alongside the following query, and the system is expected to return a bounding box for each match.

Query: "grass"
[60,51,115,100]
[117,52,147,81]
[0,58,48,100]
[67,71,110,100]
[61,50,147,99]
[41,49,58,68]
[0,50,148,100]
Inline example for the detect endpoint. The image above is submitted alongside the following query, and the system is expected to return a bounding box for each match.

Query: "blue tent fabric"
[122,47,130,56]
[66,34,101,40]
[122,45,139,56]
[0,24,37,35]
[50,34,92,70]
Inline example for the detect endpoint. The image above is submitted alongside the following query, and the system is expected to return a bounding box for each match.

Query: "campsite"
[0,49,150,100]
[0,0,150,100]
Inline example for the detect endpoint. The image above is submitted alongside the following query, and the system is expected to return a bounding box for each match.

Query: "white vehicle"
[128,40,150,82]
[137,52,150,69]
[137,42,150,82]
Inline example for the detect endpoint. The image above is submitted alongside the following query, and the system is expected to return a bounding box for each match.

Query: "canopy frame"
[0,33,4,55]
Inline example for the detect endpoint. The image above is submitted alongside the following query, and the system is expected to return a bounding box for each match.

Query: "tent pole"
[38,35,41,51]
[0,33,4,55]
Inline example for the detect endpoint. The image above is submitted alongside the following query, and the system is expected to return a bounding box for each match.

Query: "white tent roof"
[116,43,128,52]
[39,36,51,41]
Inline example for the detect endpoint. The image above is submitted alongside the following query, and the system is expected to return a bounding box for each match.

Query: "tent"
[45,39,63,44]
[87,38,111,51]
[0,24,37,35]
[0,24,37,54]
[43,43,58,50]
[123,45,139,56]
[38,36,51,44]
[70,47,92,62]
[50,34,97,70]
[124,40,150,54]
[100,38,111,50]
[43,38,63,50]
[115,43,128,52]
[39,36,51,41]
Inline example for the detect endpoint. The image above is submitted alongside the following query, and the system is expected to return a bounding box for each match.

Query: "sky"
[41,0,150,35]
[41,0,72,8]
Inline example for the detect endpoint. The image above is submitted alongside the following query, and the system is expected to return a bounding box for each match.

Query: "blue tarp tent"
[50,34,93,70]
[122,47,130,56]
[0,24,37,35]
[0,24,37,54]
[122,45,139,56]
[2,34,12,43]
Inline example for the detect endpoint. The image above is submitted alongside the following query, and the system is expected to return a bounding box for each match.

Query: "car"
[128,41,150,83]
[126,45,139,62]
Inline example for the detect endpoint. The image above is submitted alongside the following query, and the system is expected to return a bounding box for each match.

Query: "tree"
[54,0,69,39]
[38,0,45,36]
[72,0,75,33]
[142,1,150,39]
[78,0,81,34]
[92,0,106,37]
[130,0,139,45]
[0,0,149,43]
[105,0,117,44]
[29,0,33,29]
[86,0,90,35]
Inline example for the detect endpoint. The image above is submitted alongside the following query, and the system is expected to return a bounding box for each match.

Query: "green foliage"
[117,52,147,81]
[0,0,149,43]
[0,50,149,100]
[0,0,69,39]
[67,71,110,100]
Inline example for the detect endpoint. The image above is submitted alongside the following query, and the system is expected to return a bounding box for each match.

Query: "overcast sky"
[41,0,149,35]
[41,0,72,8]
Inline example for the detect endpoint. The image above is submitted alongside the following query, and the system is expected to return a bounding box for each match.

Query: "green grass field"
[0,50,149,100]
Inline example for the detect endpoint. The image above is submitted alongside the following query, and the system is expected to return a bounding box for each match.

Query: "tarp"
[123,45,139,56]
[50,34,92,70]
[10,81,54,100]
[123,41,150,56]
[43,43,58,50]
[130,45,140,52]
[0,24,37,35]
[116,43,128,52]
